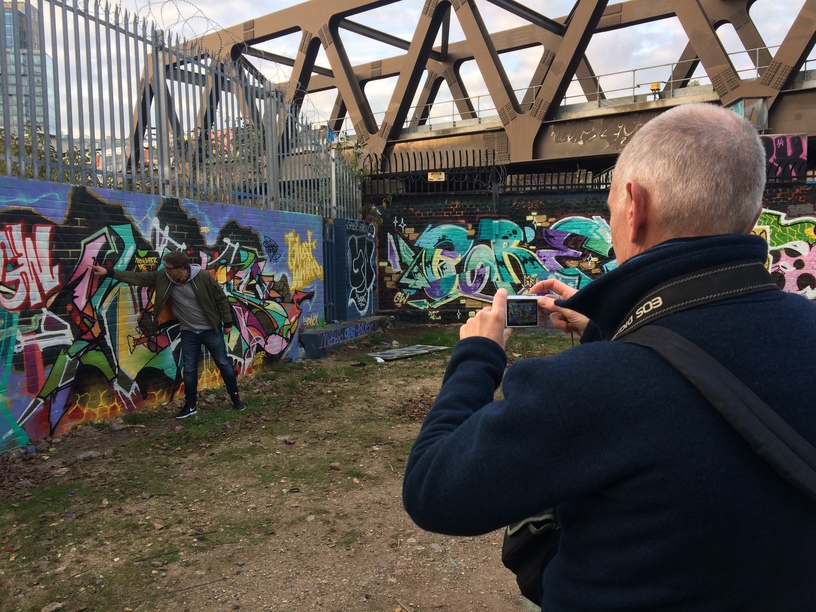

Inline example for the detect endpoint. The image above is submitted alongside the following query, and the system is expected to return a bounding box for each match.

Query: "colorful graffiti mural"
[757,209,816,298]
[761,134,808,184]
[0,180,324,449]
[382,213,617,315]
[382,208,816,319]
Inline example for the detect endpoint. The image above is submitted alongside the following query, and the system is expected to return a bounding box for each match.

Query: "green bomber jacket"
[107,266,233,336]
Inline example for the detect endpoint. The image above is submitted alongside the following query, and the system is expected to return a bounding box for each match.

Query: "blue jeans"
[179,329,239,405]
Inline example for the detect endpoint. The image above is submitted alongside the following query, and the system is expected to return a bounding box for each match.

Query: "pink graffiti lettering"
[0,223,61,310]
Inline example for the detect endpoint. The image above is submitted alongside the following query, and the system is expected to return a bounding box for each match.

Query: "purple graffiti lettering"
[536,228,581,271]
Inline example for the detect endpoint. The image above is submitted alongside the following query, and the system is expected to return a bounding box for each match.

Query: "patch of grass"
[346,467,367,479]
[121,408,166,426]
[339,529,364,548]
[301,365,357,382]
[408,328,459,347]
[506,329,575,357]
[281,458,339,487]
[5,482,82,523]
[167,411,240,444]
[210,443,266,463]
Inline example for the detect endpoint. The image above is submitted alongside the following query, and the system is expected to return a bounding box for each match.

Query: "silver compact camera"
[505,295,540,327]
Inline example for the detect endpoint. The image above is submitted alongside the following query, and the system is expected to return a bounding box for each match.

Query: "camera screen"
[506,297,539,327]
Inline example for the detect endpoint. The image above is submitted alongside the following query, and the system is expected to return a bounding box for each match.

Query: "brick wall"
[0,177,326,448]
[377,185,816,323]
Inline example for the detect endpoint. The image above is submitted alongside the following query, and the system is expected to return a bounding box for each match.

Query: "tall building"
[1,1,56,135]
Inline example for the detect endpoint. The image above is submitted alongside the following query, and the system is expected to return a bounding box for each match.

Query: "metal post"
[330,145,337,218]
[264,91,280,209]
[153,29,170,196]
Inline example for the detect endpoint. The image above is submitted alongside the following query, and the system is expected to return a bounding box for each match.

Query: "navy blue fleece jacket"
[403,234,816,610]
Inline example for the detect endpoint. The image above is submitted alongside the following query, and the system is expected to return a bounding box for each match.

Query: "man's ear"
[626,180,649,244]
[745,208,762,234]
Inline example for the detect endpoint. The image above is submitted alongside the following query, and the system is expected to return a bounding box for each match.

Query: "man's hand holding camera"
[462,280,590,349]
[531,278,589,336]
[460,288,514,348]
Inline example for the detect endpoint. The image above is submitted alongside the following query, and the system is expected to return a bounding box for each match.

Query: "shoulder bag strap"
[620,325,816,505]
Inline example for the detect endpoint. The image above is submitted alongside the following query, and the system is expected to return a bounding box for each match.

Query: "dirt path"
[1,324,546,611]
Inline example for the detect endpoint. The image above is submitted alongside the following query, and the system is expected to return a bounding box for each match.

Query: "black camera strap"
[612,260,778,340]
[613,261,816,505]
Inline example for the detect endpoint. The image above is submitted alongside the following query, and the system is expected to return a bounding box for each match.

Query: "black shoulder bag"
[502,260,816,605]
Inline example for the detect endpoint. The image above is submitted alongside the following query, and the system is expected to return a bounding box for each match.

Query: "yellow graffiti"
[285,230,324,289]
[135,256,159,271]
[301,313,319,327]
[752,226,768,240]
[750,226,773,270]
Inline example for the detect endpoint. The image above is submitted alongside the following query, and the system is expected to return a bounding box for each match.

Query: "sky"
[113,0,812,128]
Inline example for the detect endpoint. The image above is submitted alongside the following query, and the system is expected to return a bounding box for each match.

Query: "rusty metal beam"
[452,0,517,123]
[530,0,609,122]
[320,23,380,140]
[365,1,452,155]
[184,0,815,173]
[339,18,446,62]
[484,0,565,35]
[755,0,816,105]
[244,47,334,77]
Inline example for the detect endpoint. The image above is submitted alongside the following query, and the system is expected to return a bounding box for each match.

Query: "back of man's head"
[613,103,766,237]
[163,251,190,268]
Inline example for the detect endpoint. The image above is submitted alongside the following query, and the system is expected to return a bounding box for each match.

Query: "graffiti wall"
[0,177,324,449]
[324,219,376,321]
[757,209,816,298]
[379,194,617,322]
[378,189,816,322]
[761,134,808,184]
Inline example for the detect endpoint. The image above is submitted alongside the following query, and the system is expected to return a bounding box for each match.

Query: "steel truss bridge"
[184,0,815,178]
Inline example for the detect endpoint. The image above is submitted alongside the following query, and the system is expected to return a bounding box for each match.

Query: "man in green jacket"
[92,251,245,418]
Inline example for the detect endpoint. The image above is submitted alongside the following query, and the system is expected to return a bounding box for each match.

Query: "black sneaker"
[232,399,246,412]
[176,404,198,419]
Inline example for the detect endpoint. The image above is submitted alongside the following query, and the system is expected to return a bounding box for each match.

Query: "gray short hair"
[612,103,766,235]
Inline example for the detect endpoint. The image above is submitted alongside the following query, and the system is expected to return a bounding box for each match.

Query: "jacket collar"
[559,234,770,340]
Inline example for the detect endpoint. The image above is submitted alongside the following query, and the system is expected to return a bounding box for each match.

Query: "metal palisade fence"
[0,0,360,217]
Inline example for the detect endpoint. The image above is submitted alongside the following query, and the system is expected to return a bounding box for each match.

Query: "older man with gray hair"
[403,103,816,609]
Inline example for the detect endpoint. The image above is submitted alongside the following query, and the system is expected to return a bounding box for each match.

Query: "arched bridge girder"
[191,0,816,172]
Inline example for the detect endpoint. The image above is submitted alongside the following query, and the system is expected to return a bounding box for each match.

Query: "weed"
[346,467,367,479]
[339,529,364,548]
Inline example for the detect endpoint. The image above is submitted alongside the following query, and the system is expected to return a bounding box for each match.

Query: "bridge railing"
[327,45,812,139]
